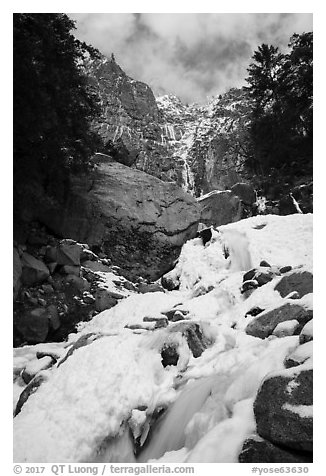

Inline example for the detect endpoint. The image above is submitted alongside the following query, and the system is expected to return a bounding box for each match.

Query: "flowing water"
[137,375,230,462]
[220,229,252,271]
[94,229,252,463]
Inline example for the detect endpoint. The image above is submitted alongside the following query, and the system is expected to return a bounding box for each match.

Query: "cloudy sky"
[69,13,312,103]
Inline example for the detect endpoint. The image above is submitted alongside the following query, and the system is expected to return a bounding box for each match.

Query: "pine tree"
[13,13,102,205]
[245,33,313,176]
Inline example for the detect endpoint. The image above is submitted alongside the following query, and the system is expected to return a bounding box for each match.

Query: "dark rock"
[246,304,313,339]
[45,246,58,263]
[161,343,179,367]
[82,260,111,273]
[65,275,90,293]
[254,369,313,452]
[82,292,96,304]
[47,304,61,331]
[26,231,49,246]
[239,437,312,463]
[80,248,98,262]
[154,319,169,329]
[13,247,22,299]
[47,262,58,274]
[170,312,186,322]
[161,272,180,291]
[95,288,118,312]
[279,195,300,215]
[15,373,47,416]
[231,183,256,205]
[241,280,259,293]
[122,280,137,292]
[254,270,275,286]
[21,252,50,286]
[56,242,81,266]
[196,227,212,245]
[61,265,80,276]
[163,309,189,322]
[260,260,271,267]
[275,271,313,299]
[143,316,168,328]
[15,308,49,344]
[125,324,152,331]
[41,284,54,294]
[243,268,256,282]
[197,190,243,228]
[170,322,211,358]
[280,265,292,274]
[245,307,264,318]
[137,282,165,294]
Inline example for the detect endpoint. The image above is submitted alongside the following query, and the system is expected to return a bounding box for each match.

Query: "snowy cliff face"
[86,55,251,197]
[156,88,253,197]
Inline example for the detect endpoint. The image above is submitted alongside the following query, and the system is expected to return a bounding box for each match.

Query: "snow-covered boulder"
[245,303,312,339]
[285,341,313,368]
[299,320,313,345]
[254,368,313,453]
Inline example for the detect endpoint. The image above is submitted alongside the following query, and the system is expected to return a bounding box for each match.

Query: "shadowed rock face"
[37,160,200,281]
[197,191,243,227]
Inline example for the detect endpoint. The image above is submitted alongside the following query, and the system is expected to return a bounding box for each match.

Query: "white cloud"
[70,13,312,103]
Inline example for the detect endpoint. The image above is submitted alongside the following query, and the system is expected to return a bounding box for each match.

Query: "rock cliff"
[36,158,200,281]
[85,55,251,197]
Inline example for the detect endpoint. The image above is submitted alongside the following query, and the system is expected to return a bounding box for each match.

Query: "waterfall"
[220,229,252,271]
[167,124,176,141]
[112,126,120,142]
[290,193,303,214]
[137,375,229,462]
[182,160,195,194]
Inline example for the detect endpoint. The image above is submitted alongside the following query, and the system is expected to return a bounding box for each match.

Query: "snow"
[286,340,313,364]
[282,403,313,418]
[300,319,313,339]
[13,213,313,463]
[273,319,300,337]
[14,333,179,462]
